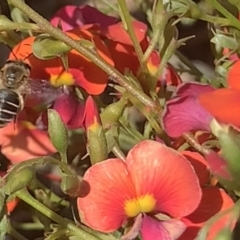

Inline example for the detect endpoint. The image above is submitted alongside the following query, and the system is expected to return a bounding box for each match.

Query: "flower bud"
[48,109,68,154]
[214,228,232,240]
[100,98,127,127]
[87,125,108,165]
[4,167,34,195]
[83,97,108,164]
[60,174,81,197]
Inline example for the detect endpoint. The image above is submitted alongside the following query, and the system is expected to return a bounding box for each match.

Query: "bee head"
[1,60,31,89]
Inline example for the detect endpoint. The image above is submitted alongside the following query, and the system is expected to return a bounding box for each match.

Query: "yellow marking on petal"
[124,194,156,218]
[88,118,100,131]
[21,121,36,129]
[50,72,74,87]
[147,62,157,76]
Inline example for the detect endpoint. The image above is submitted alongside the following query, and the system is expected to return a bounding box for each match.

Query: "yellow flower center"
[124,194,156,217]
[50,72,75,87]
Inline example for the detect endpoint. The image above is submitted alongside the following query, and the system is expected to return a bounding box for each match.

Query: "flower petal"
[77,158,136,232]
[126,140,202,218]
[175,82,215,98]
[82,96,100,130]
[180,187,235,240]
[227,60,240,90]
[182,151,210,186]
[199,88,240,128]
[53,94,85,129]
[101,20,148,75]
[50,5,117,31]
[204,150,230,180]
[162,96,212,138]
[121,214,143,240]
[141,215,186,240]
[102,20,147,45]
[0,122,56,163]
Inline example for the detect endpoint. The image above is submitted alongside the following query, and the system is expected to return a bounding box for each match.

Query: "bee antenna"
[23,52,33,61]
[6,43,33,61]
[6,45,18,60]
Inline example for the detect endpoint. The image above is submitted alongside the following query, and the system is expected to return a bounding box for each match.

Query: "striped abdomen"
[0,89,21,127]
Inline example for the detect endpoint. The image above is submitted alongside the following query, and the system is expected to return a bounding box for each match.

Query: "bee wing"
[25,79,68,106]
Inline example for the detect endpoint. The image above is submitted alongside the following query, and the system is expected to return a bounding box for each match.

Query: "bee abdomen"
[0,89,20,127]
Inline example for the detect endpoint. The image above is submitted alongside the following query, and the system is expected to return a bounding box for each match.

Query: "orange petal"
[199,88,240,128]
[77,158,136,232]
[0,122,56,163]
[9,36,35,63]
[102,20,147,45]
[227,60,240,90]
[126,140,202,218]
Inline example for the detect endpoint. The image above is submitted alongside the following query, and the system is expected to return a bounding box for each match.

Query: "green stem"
[197,12,231,26]
[183,132,209,155]
[16,189,102,240]
[7,223,28,240]
[8,0,157,112]
[117,0,147,71]
[206,0,240,30]
[174,50,203,77]
[0,15,40,31]
[60,152,68,164]
[142,11,174,63]
[155,38,176,80]
[11,221,44,230]
[30,178,69,207]
[112,144,126,161]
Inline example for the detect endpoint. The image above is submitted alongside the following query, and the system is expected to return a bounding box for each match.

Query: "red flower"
[8,26,114,128]
[180,151,235,240]
[78,140,202,239]
[52,92,85,129]
[9,26,114,95]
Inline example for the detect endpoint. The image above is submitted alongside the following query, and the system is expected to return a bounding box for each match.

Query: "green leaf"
[33,34,71,60]
[211,32,239,50]
[0,190,6,221]
[0,214,7,239]
[48,109,68,155]
[11,7,30,24]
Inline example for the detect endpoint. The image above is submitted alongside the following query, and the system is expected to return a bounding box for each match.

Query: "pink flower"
[50,5,117,31]
[162,82,215,138]
[77,140,202,239]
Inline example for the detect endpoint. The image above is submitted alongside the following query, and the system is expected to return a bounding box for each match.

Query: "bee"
[0,60,65,128]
